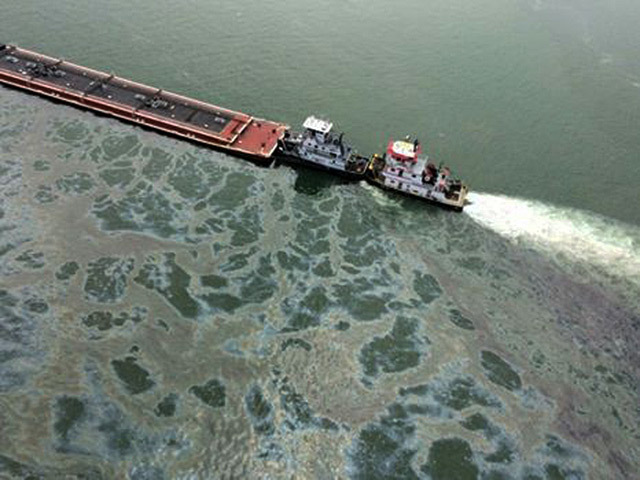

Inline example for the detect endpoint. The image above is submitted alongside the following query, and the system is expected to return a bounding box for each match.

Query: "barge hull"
[0,45,286,160]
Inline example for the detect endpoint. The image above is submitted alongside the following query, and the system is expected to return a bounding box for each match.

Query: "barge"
[0,44,287,160]
[0,44,469,211]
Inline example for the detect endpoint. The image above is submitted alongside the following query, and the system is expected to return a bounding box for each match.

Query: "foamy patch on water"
[358,181,403,209]
[465,192,640,283]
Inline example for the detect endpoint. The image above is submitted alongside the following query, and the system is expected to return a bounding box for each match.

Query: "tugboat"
[277,116,370,179]
[367,137,468,211]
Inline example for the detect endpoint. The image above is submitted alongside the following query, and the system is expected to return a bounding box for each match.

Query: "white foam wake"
[465,192,640,283]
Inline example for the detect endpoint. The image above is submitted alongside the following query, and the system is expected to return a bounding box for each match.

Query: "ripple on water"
[14,249,45,270]
[280,284,331,332]
[412,270,443,306]
[55,172,95,195]
[421,438,479,480]
[82,306,147,333]
[1,159,37,275]
[448,308,476,330]
[245,384,275,436]
[99,163,137,189]
[111,356,155,395]
[275,374,338,432]
[0,454,105,479]
[34,185,58,204]
[236,254,277,303]
[92,181,189,240]
[0,287,49,392]
[280,338,313,352]
[97,133,141,162]
[53,395,87,448]
[480,350,523,392]
[189,378,226,408]
[399,374,502,415]
[55,260,80,281]
[167,153,215,202]
[33,159,50,171]
[333,276,392,322]
[47,118,92,148]
[140,146,173,181]
[58,360,190,464]
[347,402,419,479]
[349,371,588,479]
[84,256,135,303]
[135,252,199,318]
[154,393,179,418]
[207,170,258,212]
[359,316,427,381]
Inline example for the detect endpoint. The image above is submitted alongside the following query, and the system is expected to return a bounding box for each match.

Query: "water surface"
[1,1,639,478]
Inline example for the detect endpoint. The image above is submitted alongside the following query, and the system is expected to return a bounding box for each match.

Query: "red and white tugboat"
[367,137,468,211]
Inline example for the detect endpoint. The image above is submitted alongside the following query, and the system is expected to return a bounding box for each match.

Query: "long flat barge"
[0,44,286,160]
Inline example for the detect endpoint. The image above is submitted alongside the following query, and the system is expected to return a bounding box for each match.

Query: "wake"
[465,192,640,284]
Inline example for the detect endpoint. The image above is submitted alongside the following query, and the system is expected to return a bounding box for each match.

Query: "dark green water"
[1,1,639,478]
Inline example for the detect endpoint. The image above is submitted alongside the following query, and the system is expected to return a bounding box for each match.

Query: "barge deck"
[0,45,286,160]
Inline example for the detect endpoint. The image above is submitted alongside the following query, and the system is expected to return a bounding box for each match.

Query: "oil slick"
[0,88,638,478]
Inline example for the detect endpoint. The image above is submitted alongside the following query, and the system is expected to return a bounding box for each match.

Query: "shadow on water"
[289,166,353,196]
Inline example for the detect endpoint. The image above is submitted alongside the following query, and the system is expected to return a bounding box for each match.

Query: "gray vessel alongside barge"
[277,116,371,180]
